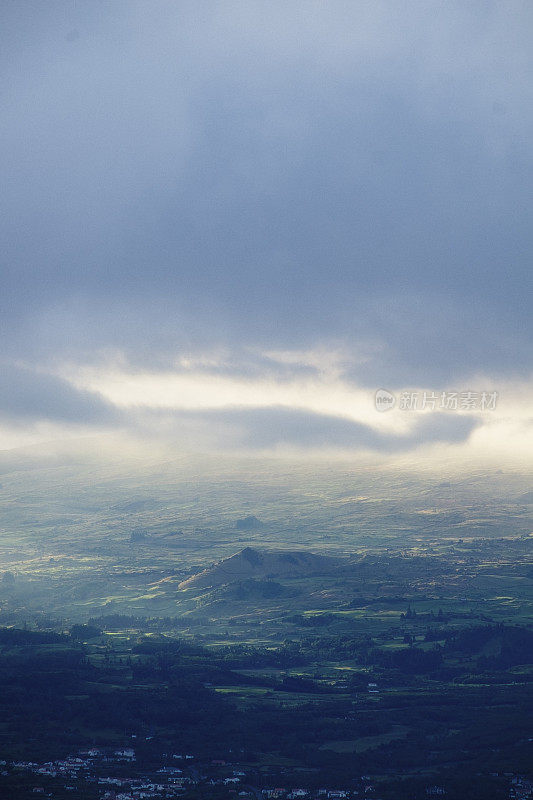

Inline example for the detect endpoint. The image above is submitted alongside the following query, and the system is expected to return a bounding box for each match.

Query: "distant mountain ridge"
[178,547,339,590]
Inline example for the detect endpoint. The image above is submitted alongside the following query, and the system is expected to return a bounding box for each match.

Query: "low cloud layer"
[0,363,118,426]
[147,406,481,453]
[0,355,527,465]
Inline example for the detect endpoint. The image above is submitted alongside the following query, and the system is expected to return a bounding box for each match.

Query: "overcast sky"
[1,1,532,462]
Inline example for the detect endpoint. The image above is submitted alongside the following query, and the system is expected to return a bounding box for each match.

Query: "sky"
[1,1,532,465]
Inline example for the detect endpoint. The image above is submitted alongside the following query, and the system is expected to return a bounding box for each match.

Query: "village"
[0,746,377,800]
[2,746,531,800]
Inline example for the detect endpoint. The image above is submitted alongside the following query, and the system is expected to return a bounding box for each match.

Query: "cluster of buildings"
[3,749,194,799]
[1,749,378,800]
[510,776,533,800]
[263,789,360,799]
[3,749,530,800]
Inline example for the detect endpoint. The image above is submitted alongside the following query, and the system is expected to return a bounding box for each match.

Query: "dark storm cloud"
[1,1,532,390]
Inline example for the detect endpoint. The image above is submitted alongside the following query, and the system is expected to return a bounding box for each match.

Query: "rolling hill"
[178,546,340,590]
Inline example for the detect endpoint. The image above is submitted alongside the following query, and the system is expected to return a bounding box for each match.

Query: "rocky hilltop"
[178,547,339,590]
